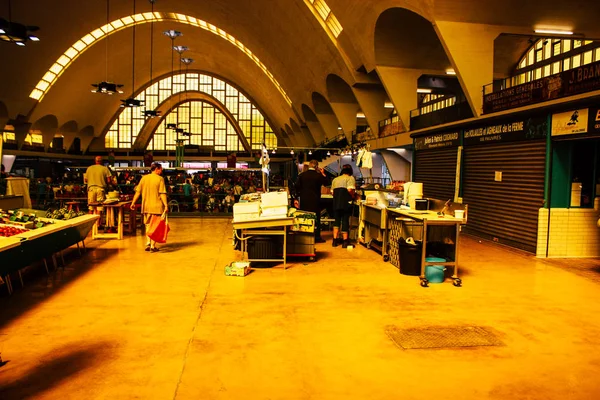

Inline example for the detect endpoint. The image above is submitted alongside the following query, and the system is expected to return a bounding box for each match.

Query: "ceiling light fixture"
[446,69,456,75]
[534,29,573,35]
[308,150,312,155]
[92,81,124,95]
[271,149,276,154]
[417,88,432,94]
[290,149,294,155]
[356,112,366,118]
[143,0,161,119]
[327,151,331,156]
[173,45,188,54]
[384,102,394,109]
[0,1,40,46]
[92,0,123,95]
[120,0,143,108]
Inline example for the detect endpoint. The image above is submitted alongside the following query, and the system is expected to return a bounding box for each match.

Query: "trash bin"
[247,236,276,260]
[397,238,422,276]
[425,257,447,283]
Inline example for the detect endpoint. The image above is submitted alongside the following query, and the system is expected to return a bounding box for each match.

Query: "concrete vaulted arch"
[311,92,341,140]
[78,126,96,154]
[325,74,359,141]
[374,7,451,132]
[59,120,79,152]
[31,114,59,150]
[374,8,449,69]
[29,12,291,107]
[301,104,326,144]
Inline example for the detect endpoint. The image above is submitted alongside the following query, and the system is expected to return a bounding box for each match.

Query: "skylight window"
[29,12,291,106]
[304,0,343,39]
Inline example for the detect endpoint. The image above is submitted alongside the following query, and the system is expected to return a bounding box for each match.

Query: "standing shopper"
[85,156,112,213]
[295,159,329,243]
[331,164,356,248]
[130,163,168,252]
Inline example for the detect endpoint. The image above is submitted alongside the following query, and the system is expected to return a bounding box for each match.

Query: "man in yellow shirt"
[85,156,112,212]
[130,163,168,252]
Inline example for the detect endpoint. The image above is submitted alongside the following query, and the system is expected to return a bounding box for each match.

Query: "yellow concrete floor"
[1,218,600,399]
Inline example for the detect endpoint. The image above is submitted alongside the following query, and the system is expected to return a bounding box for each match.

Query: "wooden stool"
[66,201,81,212]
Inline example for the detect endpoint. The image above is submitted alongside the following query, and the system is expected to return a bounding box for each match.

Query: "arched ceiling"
[374,8,450,69]
[1,0,600,149]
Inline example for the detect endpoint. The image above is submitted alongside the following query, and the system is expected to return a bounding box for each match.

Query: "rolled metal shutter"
[414,148,458,202]
[462,141,546,253]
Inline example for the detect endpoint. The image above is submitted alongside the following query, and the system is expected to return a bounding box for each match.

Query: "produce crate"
[225,261,250,277]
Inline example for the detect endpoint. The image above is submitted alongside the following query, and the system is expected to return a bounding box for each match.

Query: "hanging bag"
[147,211,170,243]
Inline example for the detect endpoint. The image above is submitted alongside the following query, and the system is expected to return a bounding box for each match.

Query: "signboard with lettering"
[483,60,600,113]
[589,107,600,133]
[551,109,589,136]
[463,116,547,146]
[414,132,459,150]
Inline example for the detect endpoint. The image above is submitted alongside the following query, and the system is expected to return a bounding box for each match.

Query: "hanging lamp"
[143,0,160,118]
[120,0,145,108]
[91,0,123,95]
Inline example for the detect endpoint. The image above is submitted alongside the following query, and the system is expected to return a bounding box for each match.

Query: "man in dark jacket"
[295,159,329,243]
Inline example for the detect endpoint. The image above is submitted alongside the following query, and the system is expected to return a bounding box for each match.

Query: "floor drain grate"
[385,325,504,349]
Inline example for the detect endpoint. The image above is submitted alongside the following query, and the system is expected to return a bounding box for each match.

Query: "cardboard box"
[290,211,316,233]
[225,261,250,277]
[260,191,288,207]
[233,213,260,222]
[233,202,260,222]
[261,205,288,217]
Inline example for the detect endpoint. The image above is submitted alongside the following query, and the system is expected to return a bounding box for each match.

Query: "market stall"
[0,213,99,294]
[387,203,466,287]
[232,190,318,267]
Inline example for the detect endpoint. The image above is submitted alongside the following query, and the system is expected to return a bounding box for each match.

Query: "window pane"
[563,40,571,52]
[553,40,561,56]
[528,50,534,66]
[564,58,571,71]
[543,65,551,77]
[544,41,551,59]
[572,54,581,68]
[535,68,542,80]
[552,61,561,74]
[584,50,593,65]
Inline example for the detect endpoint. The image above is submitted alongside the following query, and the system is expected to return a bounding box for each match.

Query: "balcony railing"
[378,115,406,138]
[409,95,471,130]
[482,59,600,113]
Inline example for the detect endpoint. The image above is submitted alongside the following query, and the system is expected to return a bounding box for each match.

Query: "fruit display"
[0,225,28,237]
[45,206,86,221]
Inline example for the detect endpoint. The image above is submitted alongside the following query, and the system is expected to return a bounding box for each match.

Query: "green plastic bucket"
[425,257,446,283]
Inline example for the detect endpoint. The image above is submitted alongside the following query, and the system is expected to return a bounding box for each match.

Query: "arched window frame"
[104,72,278,152]
[505,38,600,89]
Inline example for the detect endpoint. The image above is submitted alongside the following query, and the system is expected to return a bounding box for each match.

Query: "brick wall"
[537,199,600,257]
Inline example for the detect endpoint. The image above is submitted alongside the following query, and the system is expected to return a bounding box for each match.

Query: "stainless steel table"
[233,217,294,269]
[388,209,465,287]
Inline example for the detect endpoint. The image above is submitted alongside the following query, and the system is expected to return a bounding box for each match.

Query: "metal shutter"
[462,141,546,253]
[414,148,458,202]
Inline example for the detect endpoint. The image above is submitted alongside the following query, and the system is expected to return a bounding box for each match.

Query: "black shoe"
[315,237,326,243]
[342,239,349,249]
[150,247,159,253]
[145,245,150,252]
[332,238,339,247]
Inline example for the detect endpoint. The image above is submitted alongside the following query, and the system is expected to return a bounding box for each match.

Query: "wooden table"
[92,201,131,240]
[388,209,465,287]
[233,217,294,269]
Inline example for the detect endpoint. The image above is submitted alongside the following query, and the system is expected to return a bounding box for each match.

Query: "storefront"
[538,106,600,257]
[413,132,460,202]
[461,116,548,253]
